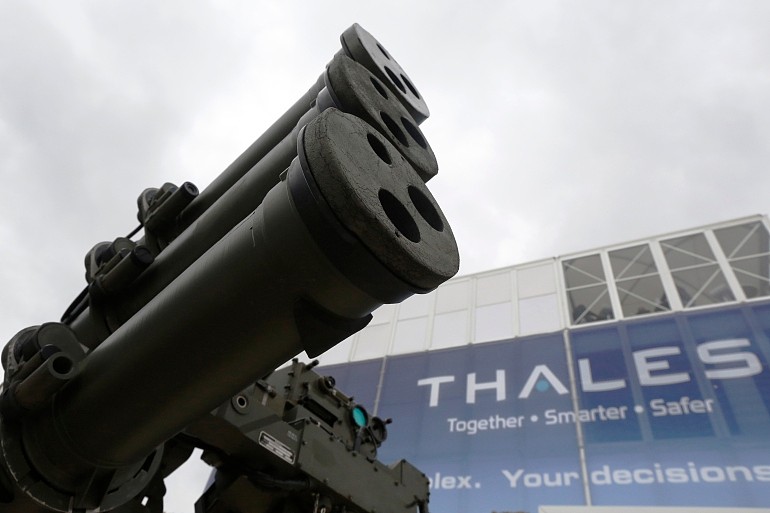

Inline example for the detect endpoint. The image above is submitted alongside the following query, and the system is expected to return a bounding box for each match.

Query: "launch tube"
[179,74,325,225]
[181,23,430,226]
[70,54,437,346]
[338,23,429,123]
[1,24,448,513]
[26,109,458,473]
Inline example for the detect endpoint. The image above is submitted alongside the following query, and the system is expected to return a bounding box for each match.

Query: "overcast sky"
[1,1,769,511]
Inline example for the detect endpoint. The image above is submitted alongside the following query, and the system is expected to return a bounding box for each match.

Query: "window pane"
[398,292,433,319]
[563,254,606,288]
[431,311,467,349]
[616,275,669,317]
[662,233,715,269]
[518,294,562,335]
[671,265,734,307]
[731,256,770,298]
[609,244,657,279]
[370,304,395,325]
[713,222,770,300]
[714,221,770,258]
[566,285,614,324]
[476,272,512,306]
[435,280,471,313]
[392,317,427,354]
[518,264,556,298]
[317,337,354,365]
[353,324,391,360]
[474,302,513,343]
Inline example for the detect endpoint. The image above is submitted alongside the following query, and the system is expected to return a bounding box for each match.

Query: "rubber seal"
[287,126,417,303]
[340,23,430,123]
[289,109,458,292]
[326,54,437,182]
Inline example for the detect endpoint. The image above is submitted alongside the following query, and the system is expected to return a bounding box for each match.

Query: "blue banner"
[573,304,770,507]
[376,333,584,513]
[319,301,770,512]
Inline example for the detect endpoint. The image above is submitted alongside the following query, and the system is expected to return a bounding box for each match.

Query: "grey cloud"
[1,1,769,509]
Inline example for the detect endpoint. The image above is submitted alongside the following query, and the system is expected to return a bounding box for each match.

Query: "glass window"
[517,263,556,298]
[431,310,468,349]
[563,255,614,324]
[609,244,669,317]
[518,294,562,335]
[353,324,391,360]
[476,272,512,306]
[714,221,770,299]
[317,337,354,365]
[731,256,770,298]
[610,244,657,279]
[661,232,716,269]
[474,302,513,343]
[370,303,396,325]
[435,280,471,313]
[662,232,734,308]
[672,265,734,307]
[714,221,770,259]
[392,317,428,354]
[567,284,614,323]
[397,292,433,319]
[615,275,670,316]
[564,254,606,289]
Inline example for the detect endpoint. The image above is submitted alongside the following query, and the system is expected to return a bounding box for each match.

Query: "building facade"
[317,215,770,512]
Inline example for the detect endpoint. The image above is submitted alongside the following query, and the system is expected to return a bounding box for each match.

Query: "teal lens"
[351,406,368,428]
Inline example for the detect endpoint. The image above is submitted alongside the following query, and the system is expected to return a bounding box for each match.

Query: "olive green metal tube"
[140,55,436,316]
[338,23,430,123]
[180,23,429,228]
[70,55,437,348]
[29,109,458,474]
[180,74,325,225]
